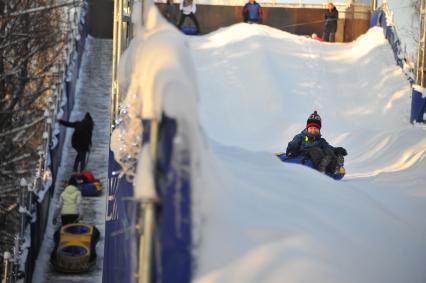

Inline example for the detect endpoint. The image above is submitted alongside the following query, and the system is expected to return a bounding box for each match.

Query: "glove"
[334,147,348,156]
[286,149,297,157]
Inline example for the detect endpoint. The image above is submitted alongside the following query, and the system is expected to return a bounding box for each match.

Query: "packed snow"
[32,36,112,283]
[114,3,426,283]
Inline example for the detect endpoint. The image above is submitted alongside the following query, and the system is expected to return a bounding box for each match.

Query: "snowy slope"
[113,3,426,282]
[187,24,426,283]
[32,36,112,283]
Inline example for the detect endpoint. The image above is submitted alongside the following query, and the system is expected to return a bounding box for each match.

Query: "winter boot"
[335,154,345,174]
[317,156,331,173]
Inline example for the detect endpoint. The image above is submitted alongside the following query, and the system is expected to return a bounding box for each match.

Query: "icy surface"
[32,36,112,283]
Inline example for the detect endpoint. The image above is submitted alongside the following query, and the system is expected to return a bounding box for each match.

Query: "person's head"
[327,2,334,11]
[68,175,78,186]
[84,112,92,121]
[249,0,255,3]
[83,112,94,126]
[167,0,173,4]
[306,111,321,134]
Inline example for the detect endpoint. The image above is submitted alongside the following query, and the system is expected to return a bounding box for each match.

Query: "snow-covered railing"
[104,3,195,283]
[0,2,90,283]
[370,2,426,123]
[370,3,413,77]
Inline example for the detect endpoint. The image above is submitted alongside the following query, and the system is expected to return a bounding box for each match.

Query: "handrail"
[1,2,86,282]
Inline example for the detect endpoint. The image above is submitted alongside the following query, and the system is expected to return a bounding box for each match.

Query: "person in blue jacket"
[243,0,263,23]
[286,111,347,174]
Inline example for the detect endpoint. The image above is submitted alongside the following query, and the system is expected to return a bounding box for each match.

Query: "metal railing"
[110,1,162,283]
[1,3,84,282]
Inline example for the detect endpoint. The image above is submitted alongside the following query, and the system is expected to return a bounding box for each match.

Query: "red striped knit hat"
[306,111,321,129]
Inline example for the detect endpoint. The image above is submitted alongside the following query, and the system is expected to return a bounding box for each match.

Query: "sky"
[112,2,426,283]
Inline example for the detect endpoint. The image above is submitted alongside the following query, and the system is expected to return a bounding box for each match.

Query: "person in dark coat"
[243,0,263,23]
[323,2,338,42]
[59,112,94,172]
[164,0,178,24]
[286,111,347,174]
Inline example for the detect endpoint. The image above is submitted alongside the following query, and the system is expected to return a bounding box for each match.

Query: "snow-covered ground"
[32,36,112,283]
[190,24,426,283]
[115,4,426,282]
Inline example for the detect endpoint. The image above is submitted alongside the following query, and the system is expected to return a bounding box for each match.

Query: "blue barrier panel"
[103,116,192,283]
[155,115,192,283]
[103,150,138,283]
[411,87,426,123]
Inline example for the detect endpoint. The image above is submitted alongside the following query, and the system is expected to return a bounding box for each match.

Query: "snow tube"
[81,170,95,183]
[276,153,345,180]
[181,26,198,35]
[70,171,103,196]
[51,223,100,273]
[78,181,103,196]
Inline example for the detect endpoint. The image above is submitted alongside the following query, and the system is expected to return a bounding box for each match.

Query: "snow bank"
[115,3,426,282]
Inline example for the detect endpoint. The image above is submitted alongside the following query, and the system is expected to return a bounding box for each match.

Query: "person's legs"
[61,214,79,225]
[177,13,187,28]
[73,151,85,172]
[188,13,200,32]
[73,153,80,172]
[323,147,337,174]
[304,147,325,170]
[79,151,87,172]
[322,30,330,42]
[329,32,336,42]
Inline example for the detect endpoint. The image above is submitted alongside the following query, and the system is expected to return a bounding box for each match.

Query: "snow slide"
[115,6,426,283]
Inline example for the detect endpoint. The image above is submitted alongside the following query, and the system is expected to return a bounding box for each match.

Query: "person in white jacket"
[54,176,83,225]
[177,0,200,33]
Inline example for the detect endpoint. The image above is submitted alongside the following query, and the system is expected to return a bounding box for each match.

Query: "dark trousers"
[73,150,87,172]
[61,214,79,225]
[322,31,336,42]
[304,147,337,174]
[177,12,200,32]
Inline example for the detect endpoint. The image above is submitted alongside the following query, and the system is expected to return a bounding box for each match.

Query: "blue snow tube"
[60,245,89,257]
[63,225,90,234]
[181,26,198,35]
[78,182,102,196]
[276,153,345,180]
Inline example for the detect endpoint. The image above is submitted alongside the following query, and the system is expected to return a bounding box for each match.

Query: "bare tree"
[0,0,79,276]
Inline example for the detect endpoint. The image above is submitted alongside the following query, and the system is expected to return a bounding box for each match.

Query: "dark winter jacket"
[243,2,262,22]
[324,7,338,33]
[164,3,178,23]
[59,113,94,152]
[286,129,334,156]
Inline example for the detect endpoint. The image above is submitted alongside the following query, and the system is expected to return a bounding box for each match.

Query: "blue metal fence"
[370,8,425,123]
[23,3,90,282]
[103,115,192,283]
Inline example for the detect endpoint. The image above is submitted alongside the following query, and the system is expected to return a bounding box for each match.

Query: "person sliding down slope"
[286,111,347,174]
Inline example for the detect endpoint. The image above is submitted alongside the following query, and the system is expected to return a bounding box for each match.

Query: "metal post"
[19,178,27,241]
[11,236,19,282]
[371,0,377,11]
[139,120,159,283]
[416,0,426,87]
[2,252,10,283]
[111,0,122,132]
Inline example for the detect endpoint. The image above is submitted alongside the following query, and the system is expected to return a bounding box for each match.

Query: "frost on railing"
[371,1,415,83]
[2,1,90,282]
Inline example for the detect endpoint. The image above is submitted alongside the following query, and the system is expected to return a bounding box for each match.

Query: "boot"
[334,154,344,174]
[317,156,331,173]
